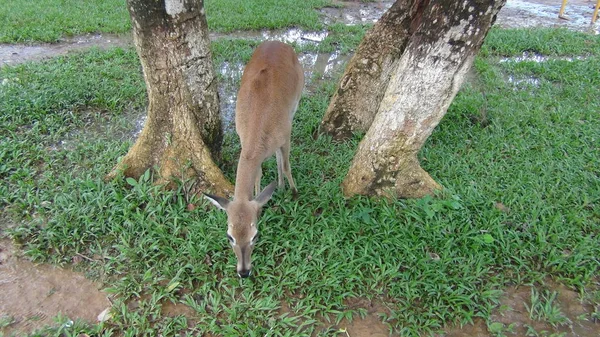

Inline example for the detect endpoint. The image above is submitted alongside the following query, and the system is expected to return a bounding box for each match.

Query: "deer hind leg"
[254,165,262,197]
[276,149,285,189]
[280,141,297,196]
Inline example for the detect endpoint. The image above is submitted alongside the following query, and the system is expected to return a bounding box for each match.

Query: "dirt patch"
[0,239,110,336]
[441,281,600,337]
[300,297,392,336]
[336,298,391,337]
[0,33,132,67]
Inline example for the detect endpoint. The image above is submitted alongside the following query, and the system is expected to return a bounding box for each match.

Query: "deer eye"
[227,234,235,244]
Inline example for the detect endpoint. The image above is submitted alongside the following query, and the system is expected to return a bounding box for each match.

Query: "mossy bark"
[342,0,506,198]
[107,0,233,196]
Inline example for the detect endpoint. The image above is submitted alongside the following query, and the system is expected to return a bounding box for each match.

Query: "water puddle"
[0,238,110,336]
[212,28,329,45]
[217,61,242,131]
[320,0,393,26]
[498,51,591,91]
[0,29,332,68]
[507,74,541,89]
[500,51,588,63]
[0,33,132,67]
[495,0,599,34]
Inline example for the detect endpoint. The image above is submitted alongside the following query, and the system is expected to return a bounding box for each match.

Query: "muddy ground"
[1,0,599,336]
[0,238,111,336]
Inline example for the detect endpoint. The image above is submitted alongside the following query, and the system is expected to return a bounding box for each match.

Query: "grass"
[1,21,600,337]
[0,0,130,43]
[205,0,330,33]
[480,27,600,57]
[526,289,570,327]
[0,0,332,43]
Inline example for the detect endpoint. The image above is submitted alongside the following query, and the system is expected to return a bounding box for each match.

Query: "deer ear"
[254,181,277,207]
[203,193,230,211]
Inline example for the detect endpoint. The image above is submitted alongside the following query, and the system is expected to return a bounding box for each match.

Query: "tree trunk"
[320,0,428,139]
[107,0,233,196]
[341,0,506,198]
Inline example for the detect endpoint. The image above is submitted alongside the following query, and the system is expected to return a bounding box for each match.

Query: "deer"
[204,41,304,278]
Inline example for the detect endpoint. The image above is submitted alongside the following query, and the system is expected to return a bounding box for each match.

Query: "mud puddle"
[507,74,542,89]
[320,0,394,25]
[0,238,110,336]
[500,51,588,63]
[496,0,599,34]
[0,33,132,67]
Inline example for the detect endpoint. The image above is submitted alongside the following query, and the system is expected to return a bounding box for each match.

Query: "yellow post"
[559,0,568,19]
[592,0,600,24]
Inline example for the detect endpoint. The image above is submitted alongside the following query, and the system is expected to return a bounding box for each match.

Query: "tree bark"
[107,0,233,196]
[341,0,506,198]
[320,0,428,139]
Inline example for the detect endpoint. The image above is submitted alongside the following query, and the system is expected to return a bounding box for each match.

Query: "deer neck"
[233,156,261,201]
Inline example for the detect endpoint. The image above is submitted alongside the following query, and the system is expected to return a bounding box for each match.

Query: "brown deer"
[204,41,304,278]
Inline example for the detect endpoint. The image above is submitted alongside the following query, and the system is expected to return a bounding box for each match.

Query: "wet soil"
[334,297,391,337]
[129,286,599,336]
[0,239,110,336]
[0,33,132,67]
[495,0,600,34]
[442,281,600,337]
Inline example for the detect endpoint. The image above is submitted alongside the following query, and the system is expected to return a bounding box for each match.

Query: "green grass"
[480,27,600,57]
[205,0,330,33]
[0,0,130,43]
[0,0,332,43]
[1,27,600,337]
[526,289,570,327]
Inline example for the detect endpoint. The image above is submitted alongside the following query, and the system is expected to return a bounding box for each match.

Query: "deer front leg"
[276,149,285,189]
[281,142,297,196]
